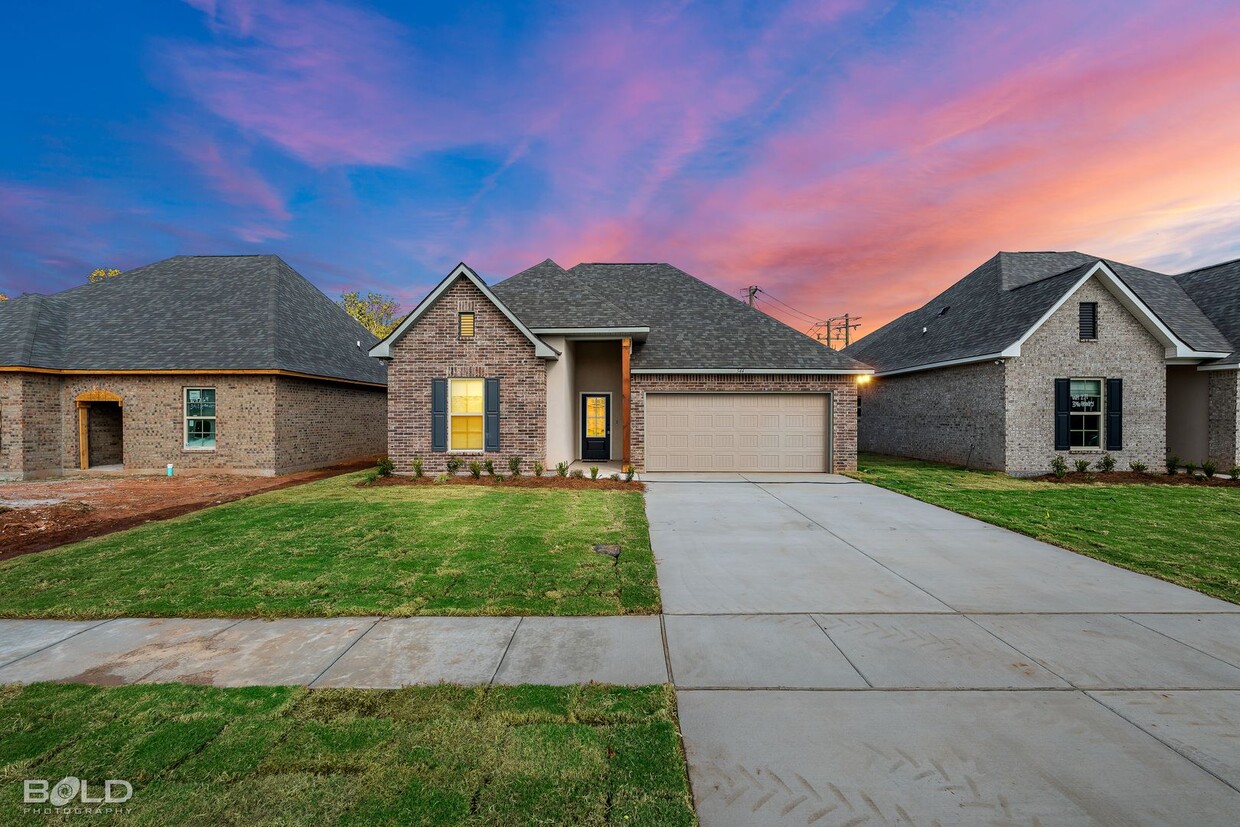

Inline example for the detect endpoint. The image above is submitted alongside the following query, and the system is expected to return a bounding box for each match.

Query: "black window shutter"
[484,378,500,452]
[431,378,448,453]
[1054,378,1070,450]
[1079,302,1097,339]
[1106,378,1123,451]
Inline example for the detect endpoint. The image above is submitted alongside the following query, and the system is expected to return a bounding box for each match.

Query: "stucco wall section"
[630,374,859,472]
[543,336,575,468]
[573,341,623,461]
[1207,370,1240,469]
[1166,366,1210,463]
[1005,276,1166,476]
[273,376,387,473]
[857,361,1006,469]
[385,277,547,474]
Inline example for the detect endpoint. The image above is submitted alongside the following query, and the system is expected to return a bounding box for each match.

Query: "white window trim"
[447,377,485,454]
[1068,376,1104,452]
[183,387,217,452]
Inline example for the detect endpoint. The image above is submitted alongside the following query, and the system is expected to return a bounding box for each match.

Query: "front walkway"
[3,475,1239,824]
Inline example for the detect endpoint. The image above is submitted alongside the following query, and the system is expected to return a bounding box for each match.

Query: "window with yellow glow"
[459,311,475,337]
[585,396,608,438]
[450,378,484,450]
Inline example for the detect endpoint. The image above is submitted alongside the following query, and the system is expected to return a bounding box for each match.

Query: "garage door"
[645,393,831,472]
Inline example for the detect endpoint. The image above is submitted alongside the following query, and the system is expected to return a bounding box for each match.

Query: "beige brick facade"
[858,361,1006,469]
[0,371,386,480]
[1208,370,1240,469]
[385,277,546,474]
[631,374,859,472]
[1005,277,1166,476]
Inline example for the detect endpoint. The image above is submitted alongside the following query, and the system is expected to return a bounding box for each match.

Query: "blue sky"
[4,0,1239,332]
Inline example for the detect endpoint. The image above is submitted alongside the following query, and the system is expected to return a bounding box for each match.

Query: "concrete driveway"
[645,474,1240,826]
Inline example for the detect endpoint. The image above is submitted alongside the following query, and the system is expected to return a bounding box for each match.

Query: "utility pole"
[745,286,759,307]
[834,313,862,347]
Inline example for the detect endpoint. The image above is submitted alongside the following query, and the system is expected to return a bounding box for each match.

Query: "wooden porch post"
[621,338,631,466]
[76,402,90,470]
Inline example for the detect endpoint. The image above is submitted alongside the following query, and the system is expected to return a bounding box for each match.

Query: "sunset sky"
[4,0,1239,338]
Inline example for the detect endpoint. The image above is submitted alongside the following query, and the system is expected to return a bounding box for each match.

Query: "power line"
[753,293,824,325]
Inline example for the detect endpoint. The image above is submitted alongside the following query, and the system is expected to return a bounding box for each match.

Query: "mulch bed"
[1034,471,1240,487]
[0,459,378,562]
[364,474,643,491]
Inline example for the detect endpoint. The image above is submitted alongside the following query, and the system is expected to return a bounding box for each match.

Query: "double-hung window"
[185,388,217,450]
[449,378,484,451]
[1069,379,1102,448]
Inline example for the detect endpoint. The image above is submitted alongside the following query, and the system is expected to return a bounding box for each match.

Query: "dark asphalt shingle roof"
[0,255,386,385]
[1176,258,1240,365]
[845,252,1236,374]
[492,262,867,371]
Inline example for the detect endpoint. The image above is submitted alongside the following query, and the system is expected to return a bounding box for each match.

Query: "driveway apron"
[645,473,1240,826]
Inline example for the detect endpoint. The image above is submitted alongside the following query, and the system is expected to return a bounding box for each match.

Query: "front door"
[581,394,611,461]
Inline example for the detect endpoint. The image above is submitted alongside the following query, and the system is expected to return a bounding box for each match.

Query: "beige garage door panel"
[646,393,830,472]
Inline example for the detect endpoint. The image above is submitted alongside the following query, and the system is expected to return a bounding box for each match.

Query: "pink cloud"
[171,125,291,221]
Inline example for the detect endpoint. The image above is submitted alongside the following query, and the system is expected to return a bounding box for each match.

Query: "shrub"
[533,461,545,477]
[1231,465,1240,480]
[377,456,395,477]
[1184,461,1197,477]
[1096,453,1116,472]
[556,461,569,477]
[1050,456,1068,478]
[1129,460,1147,473]
[433,474,449,484]
[570,469,585,479]
[508,456,523,475]
[361,469,379,486]
[1201,459,1218,478]
[1073,459,1091,474]
[609,473,621,481]
[624,465,636,482]
[1167,454,1180,475]
[446,457,463,474]
[589,466,600,480]
[468,461,482,479]
[484,460,496,477]
[410,457,424,479]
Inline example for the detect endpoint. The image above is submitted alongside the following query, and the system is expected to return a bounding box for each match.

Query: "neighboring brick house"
[0,255,387,480]
[372,261,871,474]
[845,253,1240,476]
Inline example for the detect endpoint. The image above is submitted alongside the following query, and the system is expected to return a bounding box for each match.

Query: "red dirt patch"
[0,460,374,562]
[364,474,644,492]
[1032,471,1240,487]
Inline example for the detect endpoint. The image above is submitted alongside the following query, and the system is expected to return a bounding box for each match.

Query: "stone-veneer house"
[372,261,871,474]
[0,255,387,479]
[845,252,1240,476]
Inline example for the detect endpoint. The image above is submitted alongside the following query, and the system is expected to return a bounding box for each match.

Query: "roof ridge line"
[1176,255,1240,277]
[19,295,45,366]
[1005,259,1099,292]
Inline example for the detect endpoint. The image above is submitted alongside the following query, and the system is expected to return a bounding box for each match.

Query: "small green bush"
[1096,453,1116,472]
[1184,461,1197,477]
[446,457,463,474]
[1129,460,1147,473]
[570,469,585,479]
[411,457,424,479]
[507,456,523,475]
[1050,456,1068,478]
[1074,459,1091,474]
[589,466,600,480]
[533,461,545,477]
[433,474,450,483]
[377,456,395,477]
[361,469,379,486]
[484,460,496,477]
[1201,459,1218,477]
[624,465,636,482]
[609,473,621,481]
[556,461,569,477]
[1230,465,1240,480]
[468,461,483,479]
[1167,454,1180,475]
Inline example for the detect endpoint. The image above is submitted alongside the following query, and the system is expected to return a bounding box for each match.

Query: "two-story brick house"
[845,253,1240,476]
[372,261,872,474]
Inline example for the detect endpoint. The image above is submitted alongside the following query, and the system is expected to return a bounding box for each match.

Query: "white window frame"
[1068,377,1104,451]
[184,387,217,451]
[447,378,485,453]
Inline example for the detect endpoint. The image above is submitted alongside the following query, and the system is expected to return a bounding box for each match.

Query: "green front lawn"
[0,475,659,619]
[850,453,1240,604]
[0,682,695,826]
